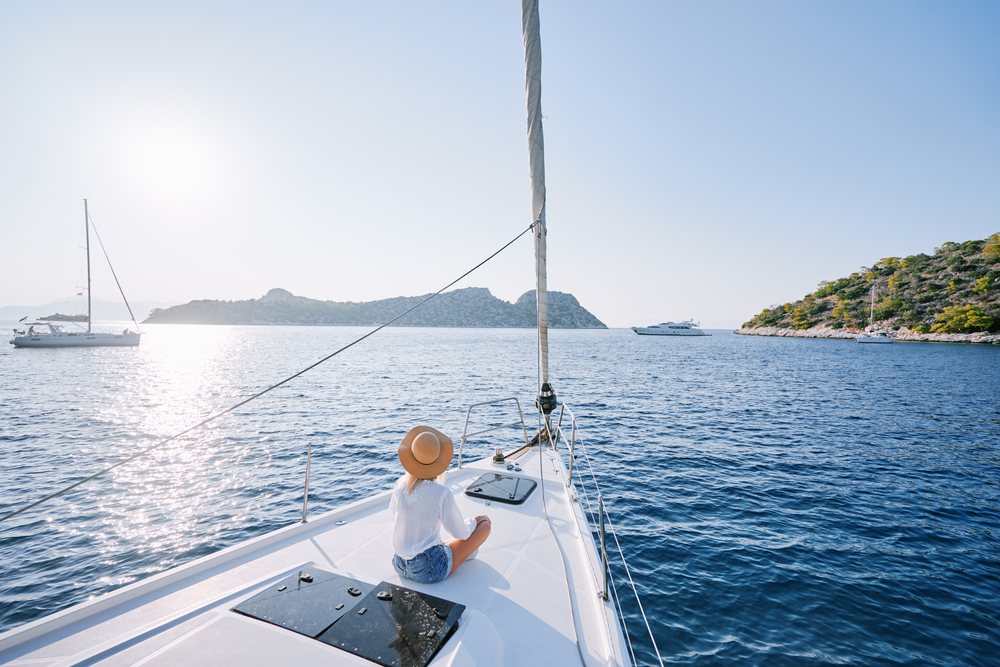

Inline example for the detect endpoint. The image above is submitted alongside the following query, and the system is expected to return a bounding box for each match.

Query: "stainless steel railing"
[599,494,609,601]
[456,397,531,468]
[301,442,313,523]
[561,402,664,666]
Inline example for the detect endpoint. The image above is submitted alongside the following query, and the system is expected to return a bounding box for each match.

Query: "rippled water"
[1,324,998,665]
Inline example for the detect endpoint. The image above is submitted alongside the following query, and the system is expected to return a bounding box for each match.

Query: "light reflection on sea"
[1,323,999,665]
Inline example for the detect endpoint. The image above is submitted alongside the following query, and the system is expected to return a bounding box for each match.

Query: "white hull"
[0,446,632,667]
[632,322,709,336]
[858,286,893,343]
[12,331,140,347]
[632,328,708,336]
[11,200,141,349]
[857,334,894,344]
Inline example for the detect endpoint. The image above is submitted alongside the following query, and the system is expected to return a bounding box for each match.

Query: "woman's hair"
[405,472,446,495]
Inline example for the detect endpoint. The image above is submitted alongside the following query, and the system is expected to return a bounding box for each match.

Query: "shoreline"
[735,325,1000,344]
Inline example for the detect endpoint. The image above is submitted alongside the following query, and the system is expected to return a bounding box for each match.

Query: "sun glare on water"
[84,325,268,564]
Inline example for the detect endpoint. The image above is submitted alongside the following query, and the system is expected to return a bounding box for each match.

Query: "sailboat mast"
[84,199,92,334]
[522,0,550,394]
[869,284,875,331]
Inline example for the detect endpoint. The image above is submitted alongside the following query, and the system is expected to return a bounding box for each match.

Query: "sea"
[1,323,998,666]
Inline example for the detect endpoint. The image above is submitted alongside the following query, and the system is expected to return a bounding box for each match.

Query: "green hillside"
[743,234,1000,334]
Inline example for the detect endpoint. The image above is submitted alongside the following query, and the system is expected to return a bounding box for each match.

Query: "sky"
[1,1,998,328]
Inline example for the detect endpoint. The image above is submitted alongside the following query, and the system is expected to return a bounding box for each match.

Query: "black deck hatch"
[317,581,465,667]
[231,566,375,637]
[464,472,537,505]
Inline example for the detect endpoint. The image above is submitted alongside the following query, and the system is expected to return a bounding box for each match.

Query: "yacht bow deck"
[0,447,630,667]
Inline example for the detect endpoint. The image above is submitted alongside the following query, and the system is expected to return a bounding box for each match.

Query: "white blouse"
[388,475,475,560]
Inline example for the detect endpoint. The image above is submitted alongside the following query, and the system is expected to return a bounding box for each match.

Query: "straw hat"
[398,426,453,479]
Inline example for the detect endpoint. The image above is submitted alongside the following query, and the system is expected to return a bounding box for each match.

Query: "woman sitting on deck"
[389,425,491,584]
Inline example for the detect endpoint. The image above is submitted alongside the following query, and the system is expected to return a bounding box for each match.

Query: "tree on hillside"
[870,257,901,277]
[930,305,993,333]
[983,234,1000,263]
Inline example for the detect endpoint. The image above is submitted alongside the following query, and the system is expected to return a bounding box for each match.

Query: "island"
[737,234,1000,344]
[143,287,607,329]
[38,313,88,322]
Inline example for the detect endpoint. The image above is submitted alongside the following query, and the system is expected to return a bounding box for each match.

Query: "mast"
[522,0,556,423]
[869,284,875,331]
[84,199,92,334]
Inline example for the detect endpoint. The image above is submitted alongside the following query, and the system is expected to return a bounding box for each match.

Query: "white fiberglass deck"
[0,447,630,667]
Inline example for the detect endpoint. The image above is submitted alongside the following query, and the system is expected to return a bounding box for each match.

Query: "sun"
[115,115,225,199]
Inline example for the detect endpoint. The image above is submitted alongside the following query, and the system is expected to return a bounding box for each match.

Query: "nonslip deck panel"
[465,473,537,505]
[231,567,375,637]
[232,568,465,667]
[317,582,465,667]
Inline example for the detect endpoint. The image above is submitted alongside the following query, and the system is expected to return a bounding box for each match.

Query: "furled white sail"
[522,0,549,386]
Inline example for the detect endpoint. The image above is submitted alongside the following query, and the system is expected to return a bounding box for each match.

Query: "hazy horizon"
[0,287,745,329]
[2,1,998,328]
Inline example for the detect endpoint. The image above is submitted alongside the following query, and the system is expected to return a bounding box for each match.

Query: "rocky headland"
[738,234,1000,344]
[144,287,606,328]
[735,324,1000,344]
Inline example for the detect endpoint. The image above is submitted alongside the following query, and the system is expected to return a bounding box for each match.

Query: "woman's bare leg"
[448,517,491,574]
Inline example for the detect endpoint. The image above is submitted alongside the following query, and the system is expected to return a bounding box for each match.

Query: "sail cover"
[522,0,549,386]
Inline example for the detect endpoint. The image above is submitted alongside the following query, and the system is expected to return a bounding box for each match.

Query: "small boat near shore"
[857,330,895,343]
[857,284,894,344]
[631,320,710,336]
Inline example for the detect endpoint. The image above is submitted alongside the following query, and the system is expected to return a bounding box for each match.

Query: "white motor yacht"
[631,320,709,336]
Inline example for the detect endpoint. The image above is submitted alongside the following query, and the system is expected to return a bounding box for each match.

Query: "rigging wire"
[605,539,638,666]
[549,411,647,665]
[572,428,666,667]
[603,507,664,667]
[0,223,535,525]
[570,450,639,665]
[87,214,141,333]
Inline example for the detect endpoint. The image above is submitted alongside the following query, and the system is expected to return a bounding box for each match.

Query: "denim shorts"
[392,544,453,584]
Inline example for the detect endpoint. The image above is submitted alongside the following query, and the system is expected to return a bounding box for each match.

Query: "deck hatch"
[317,582,464,667]
[464,472,537,504]
[231,566,375,637]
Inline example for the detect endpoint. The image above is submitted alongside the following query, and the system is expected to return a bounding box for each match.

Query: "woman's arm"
[388,478,400,521]
[440,489,475,540]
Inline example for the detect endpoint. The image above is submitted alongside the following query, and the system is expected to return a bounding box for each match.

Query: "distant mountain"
[143,287,607,328]
[741,234,1000,334]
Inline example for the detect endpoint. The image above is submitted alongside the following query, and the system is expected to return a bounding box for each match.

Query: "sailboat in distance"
[857,283,895,344]
[10,200,141,348]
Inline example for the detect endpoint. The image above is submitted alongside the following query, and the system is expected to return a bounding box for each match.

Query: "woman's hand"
[475,515,491,527]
